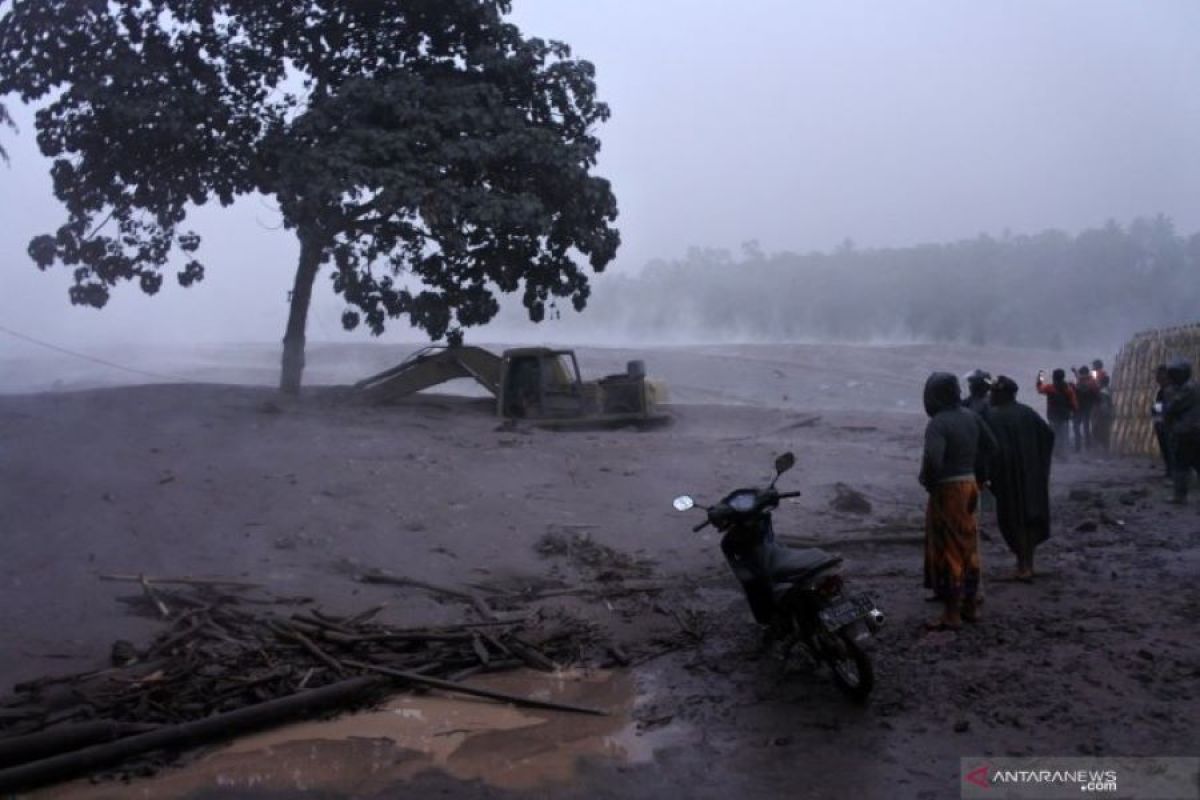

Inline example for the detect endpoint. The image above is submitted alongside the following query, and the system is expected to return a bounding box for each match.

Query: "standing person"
[1153,364,1174,478]
[1072,365,1100,452]
[1163,360,1200,505]
[1093,373,1114,454]
[1092,359,1108,386]
[1036,369,1077,460]
[963,369,997,529]
[963,370,992,415]
[920,372,997,630]
[986,376,1055,580]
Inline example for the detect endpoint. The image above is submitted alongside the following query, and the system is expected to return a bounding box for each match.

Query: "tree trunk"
[279,233,324,394]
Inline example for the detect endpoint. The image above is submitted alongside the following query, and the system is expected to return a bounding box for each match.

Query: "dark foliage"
[0,0,618,383]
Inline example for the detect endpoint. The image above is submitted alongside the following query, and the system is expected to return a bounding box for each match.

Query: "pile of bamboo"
[1110,322,1200,456]
[0,578,604,794]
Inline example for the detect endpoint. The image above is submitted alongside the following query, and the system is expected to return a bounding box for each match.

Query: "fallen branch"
[342,660,605,717]
[522,580,674,601]
[99,574,262,589]
[359,570,496,619]
[0,721,157,770]
[270,623,346,676]
[139,575,171,619]
[0,677,385,794]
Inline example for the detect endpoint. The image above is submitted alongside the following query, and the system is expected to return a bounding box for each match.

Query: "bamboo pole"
[0,677,385,794]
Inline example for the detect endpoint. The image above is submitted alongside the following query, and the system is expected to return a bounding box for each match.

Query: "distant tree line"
[564,216,1200,351]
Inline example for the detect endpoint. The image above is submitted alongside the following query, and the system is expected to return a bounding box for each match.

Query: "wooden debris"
[358,570,497,619]
[98,574,262,589]
[138,575,171,619]
[342,660,606,717]
[0,578,610,790]
[0,721,157,770]
[0,677,384,794]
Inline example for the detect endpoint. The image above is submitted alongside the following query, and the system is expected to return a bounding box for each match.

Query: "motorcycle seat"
[769,546,842,582]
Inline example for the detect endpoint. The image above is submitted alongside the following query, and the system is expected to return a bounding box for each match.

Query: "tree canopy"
[0,0,619,390]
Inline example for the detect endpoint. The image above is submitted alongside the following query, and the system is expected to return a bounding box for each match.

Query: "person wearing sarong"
[920,373,996,630]
[985,376,1054,580]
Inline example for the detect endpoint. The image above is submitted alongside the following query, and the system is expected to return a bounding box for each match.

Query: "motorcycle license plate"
[819,594,876,630]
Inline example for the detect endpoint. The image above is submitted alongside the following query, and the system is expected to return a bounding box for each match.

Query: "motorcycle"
[673,452,884,701]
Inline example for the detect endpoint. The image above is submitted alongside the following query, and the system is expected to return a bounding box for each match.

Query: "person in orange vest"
[1036,369,1077,460]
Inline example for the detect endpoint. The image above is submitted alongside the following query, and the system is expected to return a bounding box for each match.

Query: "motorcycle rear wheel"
[826,631,874,702]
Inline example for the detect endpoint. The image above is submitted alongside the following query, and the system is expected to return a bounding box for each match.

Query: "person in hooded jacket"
[920,372,997,630]
[985,376,1055,580]
[1163,359,1200,504]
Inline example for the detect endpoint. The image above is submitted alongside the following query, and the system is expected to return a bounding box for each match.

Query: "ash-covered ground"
[1,342,1196,798]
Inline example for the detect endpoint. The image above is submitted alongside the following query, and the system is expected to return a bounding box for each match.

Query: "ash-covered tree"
[0,1,619,392]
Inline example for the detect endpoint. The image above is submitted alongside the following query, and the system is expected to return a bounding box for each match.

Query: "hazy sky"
[1,0,1198,348]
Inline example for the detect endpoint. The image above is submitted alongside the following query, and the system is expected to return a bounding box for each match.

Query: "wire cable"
[0,323,202,384]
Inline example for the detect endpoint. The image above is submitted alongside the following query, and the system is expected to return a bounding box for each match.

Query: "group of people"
[1032,359,1114,457]
[918,369,1057,631]
[918,354,1200,630]
[1153,360,1200,504]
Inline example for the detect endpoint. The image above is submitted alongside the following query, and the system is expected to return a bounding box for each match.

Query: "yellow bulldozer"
[354,345,670,429]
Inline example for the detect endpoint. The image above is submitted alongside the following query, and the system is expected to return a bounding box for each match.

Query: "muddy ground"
[0,343,1197,798]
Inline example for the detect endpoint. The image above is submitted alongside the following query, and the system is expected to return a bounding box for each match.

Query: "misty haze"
[0,2,1197,798]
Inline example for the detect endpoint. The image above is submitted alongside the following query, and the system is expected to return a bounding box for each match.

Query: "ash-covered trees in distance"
[0,1,619,392]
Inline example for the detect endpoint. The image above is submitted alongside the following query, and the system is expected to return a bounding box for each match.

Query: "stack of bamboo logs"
[0,576,607,794]
[1110,322,1200,456]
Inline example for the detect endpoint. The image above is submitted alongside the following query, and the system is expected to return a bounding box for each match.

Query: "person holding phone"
[1036,369,1076,460]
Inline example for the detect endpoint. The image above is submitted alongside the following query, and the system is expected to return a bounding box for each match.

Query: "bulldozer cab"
[500,349,584,419]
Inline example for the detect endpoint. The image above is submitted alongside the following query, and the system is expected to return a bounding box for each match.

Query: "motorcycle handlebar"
[777,491,802,499]
[692,519,711,533]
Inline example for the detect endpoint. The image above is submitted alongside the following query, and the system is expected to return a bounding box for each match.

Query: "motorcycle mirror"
[774,452,796,476]
[672,495,695,512]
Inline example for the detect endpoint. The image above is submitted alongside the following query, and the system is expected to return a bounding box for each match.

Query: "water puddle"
[40,668,690,798]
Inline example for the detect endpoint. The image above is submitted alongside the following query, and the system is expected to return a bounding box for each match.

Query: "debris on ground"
[830,483,873,515]
[0,576,607,794]
[535,530,656,582]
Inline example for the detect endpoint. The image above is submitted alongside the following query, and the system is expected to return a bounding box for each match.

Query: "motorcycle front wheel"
[825,630,874,702]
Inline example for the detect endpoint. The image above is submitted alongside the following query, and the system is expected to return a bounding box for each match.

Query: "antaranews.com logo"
[960,757,1198,799]
[964,764,1117,793]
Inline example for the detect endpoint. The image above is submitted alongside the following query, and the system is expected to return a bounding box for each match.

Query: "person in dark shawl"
[920,372,997,630]
[985,376,1055,580]
[963,370,993,416]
